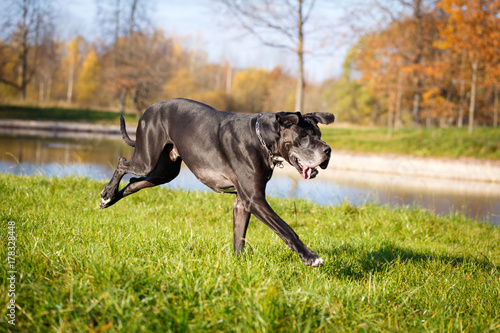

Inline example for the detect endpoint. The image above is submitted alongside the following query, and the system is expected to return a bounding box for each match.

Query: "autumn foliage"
[0,0,498,129]
[352,0,500,130]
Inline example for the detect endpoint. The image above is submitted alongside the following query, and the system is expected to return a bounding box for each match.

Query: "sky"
[58,0,350,83]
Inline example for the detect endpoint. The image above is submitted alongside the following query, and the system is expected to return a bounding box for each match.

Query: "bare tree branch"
[218,0,325,111]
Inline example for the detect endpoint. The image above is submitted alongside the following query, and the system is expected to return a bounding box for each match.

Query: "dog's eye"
[300,133,308,140]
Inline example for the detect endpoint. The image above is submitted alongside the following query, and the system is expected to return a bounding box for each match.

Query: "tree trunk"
[39,80,45,103]
[114,0,121,43]
[395,70,403,129]
[410,0,423,127]
[468,59,479,134]
[225,65,232,95]
[129,0,138,36]
[411,79,422,127]
[369,103,379,128]
[494,86,498,128]
[295,0,305,112]
[387,92,394,138]
[457,52,466,128]
[67,63,74,104]
[296,52,305,112]
[118,89,127,113]
[19,0,29,101]
[133,88,143,118]
[458,79,465,128]
[46,77,52,103]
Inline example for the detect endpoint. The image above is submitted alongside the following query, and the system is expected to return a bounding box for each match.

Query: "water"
[1,134,499,225]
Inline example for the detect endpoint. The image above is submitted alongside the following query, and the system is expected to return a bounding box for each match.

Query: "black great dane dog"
[100,98,335,267]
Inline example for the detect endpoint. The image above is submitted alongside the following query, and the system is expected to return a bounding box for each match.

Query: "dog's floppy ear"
[276,112,301,127]
[304,112,335,125]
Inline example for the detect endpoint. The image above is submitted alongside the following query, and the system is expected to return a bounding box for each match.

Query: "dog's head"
[274,111,335,179]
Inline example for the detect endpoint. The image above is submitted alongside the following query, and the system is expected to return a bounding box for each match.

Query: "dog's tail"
[120,115,136,147]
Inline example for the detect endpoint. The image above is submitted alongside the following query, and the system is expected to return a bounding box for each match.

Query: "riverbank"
[0,119,136,140]
[2,119,500,187]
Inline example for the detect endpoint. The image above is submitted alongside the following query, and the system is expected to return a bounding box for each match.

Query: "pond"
[1,133,499,225]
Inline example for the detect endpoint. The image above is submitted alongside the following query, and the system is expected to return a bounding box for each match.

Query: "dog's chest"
[189,168,236,194]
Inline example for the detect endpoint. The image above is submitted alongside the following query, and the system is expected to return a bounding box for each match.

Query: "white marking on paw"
[100,198,111,205]
[312,257,324,267]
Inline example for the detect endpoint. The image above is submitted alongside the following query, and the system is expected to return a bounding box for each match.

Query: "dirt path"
[330,150,500,183]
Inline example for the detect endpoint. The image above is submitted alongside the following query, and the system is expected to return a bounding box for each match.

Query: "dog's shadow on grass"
[319,243,499,280]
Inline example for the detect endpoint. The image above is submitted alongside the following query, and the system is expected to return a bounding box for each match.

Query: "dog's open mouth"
[292,156,330,180]
[293,157,319,180]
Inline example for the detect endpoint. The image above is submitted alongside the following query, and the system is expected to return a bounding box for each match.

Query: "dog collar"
[255,113,284,169]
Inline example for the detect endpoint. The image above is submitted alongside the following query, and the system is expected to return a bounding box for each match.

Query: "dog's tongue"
[299,160,313,179]
[303,167,313,179]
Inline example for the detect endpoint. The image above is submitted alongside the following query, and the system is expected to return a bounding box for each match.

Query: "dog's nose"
[324,146,331,156]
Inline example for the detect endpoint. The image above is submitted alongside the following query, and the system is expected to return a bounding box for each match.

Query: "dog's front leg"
[233,196,251,256]
[240,194,324,267]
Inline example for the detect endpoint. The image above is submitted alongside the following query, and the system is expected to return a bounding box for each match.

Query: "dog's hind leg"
[100,146,182,209]
[100,116,170,206]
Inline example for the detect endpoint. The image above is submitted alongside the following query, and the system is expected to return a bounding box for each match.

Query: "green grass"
[0,174,499,332]
[321,127,500,160]
[0,105,136,124]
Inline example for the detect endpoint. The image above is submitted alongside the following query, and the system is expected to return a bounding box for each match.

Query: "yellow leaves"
[232,68,271,96]
[164,69,198,98]
[401,65,423,74]
[75,47,101,103]
[437,0,499,57]
[172,42,183,59]
[231,68,275,113]
[422,87,455,117]
[433,39,451,50]
[66,38,80,65]
[163,69,229,110]
[423,87,440,102]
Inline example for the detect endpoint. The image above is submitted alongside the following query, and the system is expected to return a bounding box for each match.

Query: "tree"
[75,46,101,104]
[322,47,374,124]
[0,0,54,100]
[218,0,318,112]
[231,68,273,113]
[436,0,500,133]
[348,0,439,126]
[97,0,156,114]
[35,25,59,103]
[353,22,413,129]
[62,37,84,104]
[104,30,172,117]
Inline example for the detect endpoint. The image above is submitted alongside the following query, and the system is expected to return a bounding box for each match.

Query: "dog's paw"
[301,251,325,267]
[100,186,115,209]
[99,197,112,209]
[311,257,324,267]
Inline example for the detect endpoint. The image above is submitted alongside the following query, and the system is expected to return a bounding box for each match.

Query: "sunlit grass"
[0,174,499,332]
[0,105,136,124]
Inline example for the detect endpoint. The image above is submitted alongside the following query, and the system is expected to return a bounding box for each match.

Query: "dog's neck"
[255,113,285,169]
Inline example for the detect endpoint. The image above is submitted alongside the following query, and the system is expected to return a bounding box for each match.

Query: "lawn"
[0,105,136,125]
[321,127,500,161]
[0,174,499,332]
